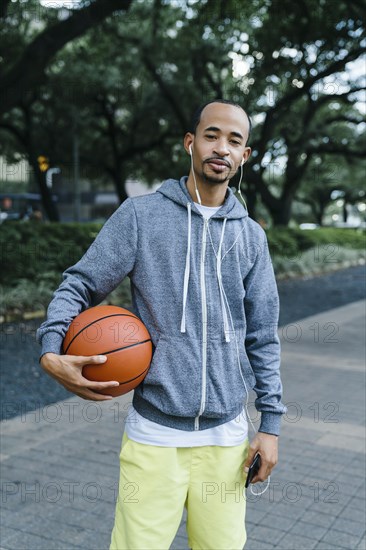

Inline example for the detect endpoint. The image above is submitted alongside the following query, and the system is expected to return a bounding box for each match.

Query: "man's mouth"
[205,159,230,172]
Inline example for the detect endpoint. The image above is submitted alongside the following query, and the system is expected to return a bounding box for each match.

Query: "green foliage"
[1,220,364,286]
[0,221,102,286]
[0,274,132,319]
[0,220,131,318]
[0,221,364,316]
[266,228,312,257]
[267,227,366,257]
[0,278,55,317]
[298,227,366,250]
[272,247,365,280]
[1,0,364,225]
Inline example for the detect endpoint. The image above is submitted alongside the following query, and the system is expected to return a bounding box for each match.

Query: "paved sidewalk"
[1,300,365,549]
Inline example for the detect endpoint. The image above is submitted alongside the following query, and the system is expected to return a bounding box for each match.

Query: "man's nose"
[213,140,230,157]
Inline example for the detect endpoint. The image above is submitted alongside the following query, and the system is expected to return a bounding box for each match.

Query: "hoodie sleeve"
[36,198,138,360]
[243,227,286,436]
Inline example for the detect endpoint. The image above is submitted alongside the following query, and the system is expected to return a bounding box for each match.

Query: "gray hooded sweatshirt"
[36,176,286,435]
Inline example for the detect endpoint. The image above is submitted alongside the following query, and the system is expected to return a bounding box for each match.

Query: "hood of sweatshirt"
[156,176,249,220]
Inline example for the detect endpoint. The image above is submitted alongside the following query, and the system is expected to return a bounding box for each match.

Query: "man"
[37,100,286,549]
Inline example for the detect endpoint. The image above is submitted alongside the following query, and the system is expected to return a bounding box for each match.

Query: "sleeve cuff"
[38,332,64,363]
[259,412,283,436]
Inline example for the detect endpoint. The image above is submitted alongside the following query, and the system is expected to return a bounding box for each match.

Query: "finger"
[74,388,115,401]
[68,372,120,390]
[83,379,120,390]
[252,464,271,484]
[67,357,120,390]
[244,446,257,471]
[71,355,108,366]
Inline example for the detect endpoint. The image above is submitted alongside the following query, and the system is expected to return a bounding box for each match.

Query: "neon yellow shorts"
[109,431,250,550]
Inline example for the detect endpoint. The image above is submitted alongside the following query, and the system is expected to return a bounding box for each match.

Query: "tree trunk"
[23,104,60,221]
[244,180,257,221]
[314,207,324,226]
[317,196,332,226]
[342,202,348,223]
[269,197,293,226]
[112,167,128,203]
[29,154,60,221]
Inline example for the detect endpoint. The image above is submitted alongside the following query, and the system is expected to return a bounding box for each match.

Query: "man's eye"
[206,134,216,139]
[231,140,241,145]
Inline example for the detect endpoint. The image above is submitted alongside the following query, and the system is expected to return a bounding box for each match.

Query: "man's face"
[185,103,251,186]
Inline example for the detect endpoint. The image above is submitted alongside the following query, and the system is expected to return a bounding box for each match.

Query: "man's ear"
[243,147,252,163]
[184,132,194,156]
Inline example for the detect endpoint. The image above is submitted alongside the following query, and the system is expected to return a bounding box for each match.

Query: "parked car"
[299,223,319,230]
[0,193,44,223]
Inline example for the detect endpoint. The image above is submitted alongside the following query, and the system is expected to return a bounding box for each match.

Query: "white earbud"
[241,159,245,166]
[189,145,193,155]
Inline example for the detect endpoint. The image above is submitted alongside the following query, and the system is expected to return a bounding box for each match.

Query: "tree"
[1,0,364,225]
[0,0,134,220]
[227,0,365,224]
[297,107,365,224]
[0,0,133,117]
[0,0,239,204]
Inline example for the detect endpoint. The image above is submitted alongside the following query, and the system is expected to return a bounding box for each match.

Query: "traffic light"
[37,155,49,172]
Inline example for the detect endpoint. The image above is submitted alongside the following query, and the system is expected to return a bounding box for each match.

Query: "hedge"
[1,220,364,287]
[1,221,364,319]
[0,221,101,286]
[266,227,366,257]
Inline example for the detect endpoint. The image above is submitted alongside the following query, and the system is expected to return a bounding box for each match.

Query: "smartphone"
[245,453,261,488]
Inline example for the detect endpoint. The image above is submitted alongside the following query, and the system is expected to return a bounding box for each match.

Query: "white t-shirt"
[125,405,248,447]
[126,201,248,447]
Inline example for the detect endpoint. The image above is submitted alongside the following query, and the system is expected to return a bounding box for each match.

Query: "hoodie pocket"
[140,334,202,417]
[205,333,256,417]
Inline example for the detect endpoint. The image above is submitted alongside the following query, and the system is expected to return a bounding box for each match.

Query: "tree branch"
[0,122,27,147]
[0,0,12,19]
[121,129,171,158]
[257,47,366,160]
[306,145,365,158]
[0,0,133,116]
[105,28,189,132]
[141,52,188,132]
[322,115,364,126]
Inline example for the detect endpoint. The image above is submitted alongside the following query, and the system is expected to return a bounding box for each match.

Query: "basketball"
[62,305,153,397]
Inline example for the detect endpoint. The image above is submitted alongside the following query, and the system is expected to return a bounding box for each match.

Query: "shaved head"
[189,100,252,145]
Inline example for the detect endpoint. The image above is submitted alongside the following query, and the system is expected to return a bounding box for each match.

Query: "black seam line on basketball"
[117,365,150,385]
[100,339,152,355]
[64,313,139,354]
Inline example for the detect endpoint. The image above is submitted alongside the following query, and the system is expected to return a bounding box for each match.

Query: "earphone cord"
[189,147,202,205]
[250,476,271,496]
[236,164,248,211]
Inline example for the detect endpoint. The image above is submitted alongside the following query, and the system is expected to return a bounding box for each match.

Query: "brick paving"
[1,296,365,549]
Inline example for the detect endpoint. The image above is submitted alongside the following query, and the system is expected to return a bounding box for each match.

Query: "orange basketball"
[62,305,152,397]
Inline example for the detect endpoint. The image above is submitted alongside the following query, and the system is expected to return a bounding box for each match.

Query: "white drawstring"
[216,218,231,342]
[180,205,231,344]
[180,202,192,333]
